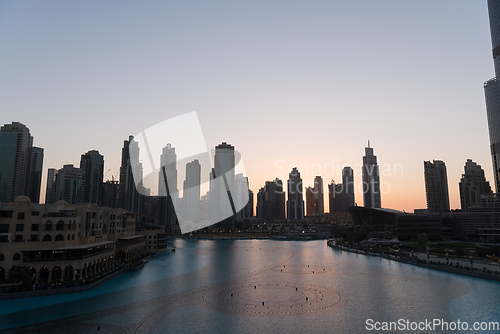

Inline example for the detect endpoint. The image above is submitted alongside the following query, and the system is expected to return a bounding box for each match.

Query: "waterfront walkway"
[327,240,500,282]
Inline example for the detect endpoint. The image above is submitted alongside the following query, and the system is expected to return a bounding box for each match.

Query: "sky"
[0,0,494,213]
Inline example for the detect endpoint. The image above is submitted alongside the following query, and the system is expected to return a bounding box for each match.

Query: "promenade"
[327,240,500,282]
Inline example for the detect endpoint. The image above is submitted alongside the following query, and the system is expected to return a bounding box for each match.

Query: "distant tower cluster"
[0,122,44,203]
[459,159,493,212]
[305,176,324,217]
[118,136,143,214]
[424,160,450,213]
[362,141,381,209]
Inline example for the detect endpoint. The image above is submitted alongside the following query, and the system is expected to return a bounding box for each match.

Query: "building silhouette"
[424,160,450,213]
[80,150,104,205]
[484,0,500,193]
[286,167,304,220]
[235,174,253,221]
[328,180,343,213]
[459,159,493,212]
[329,167,356,214]
[0,122,44,203]
[362,141,381,208]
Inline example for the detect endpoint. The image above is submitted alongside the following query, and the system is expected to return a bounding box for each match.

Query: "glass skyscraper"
[485,0,500,193]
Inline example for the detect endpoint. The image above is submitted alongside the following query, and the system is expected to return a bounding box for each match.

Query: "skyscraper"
[314,176,324,217]
[342,166,355,210]
[80,150,104,205]
[45,168,58,204]
[286,167,304,220]
[158,143,178,232]
[484,0,500,193]
[0,122,43,203]
[459,159,493,212]
[362,141,381,208]
[53,164,85,204]
[182,159,201,222]
[28,146,44,203]
[424,160,450,213]
[328,180,343,213]
[118,136,143,213]
[257,179,285,221]
[213,142,236,225]
[235,174,252,221]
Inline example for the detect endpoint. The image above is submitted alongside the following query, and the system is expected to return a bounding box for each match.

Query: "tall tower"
[158,143,178,232]
[342,166,355,211]
[213,142,236,224]
[314,176,325,217]
[485,0,500,193]
[424,160,450,213]
[362,141,381,208]
[183,159,201,221]
[287,167,304,220]
[0,122,43,203]
[80,150,104,205]
[45,168,58,204]
[459,159,492,211]
[118,136,143,213]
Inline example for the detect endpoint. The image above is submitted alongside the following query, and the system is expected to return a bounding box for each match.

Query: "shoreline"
[327,240,500,282]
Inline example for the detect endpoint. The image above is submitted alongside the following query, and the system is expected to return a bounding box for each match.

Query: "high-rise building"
[103,180,119,208]
[424,160,450,213]
[484,0,500,193]
[342,166,355,210]
[28,146,44,203]
[80,150,104,205]
[182,159,201,221]
[0,122,43,203]
[45,168,58,204]
[305,186,316,216]
[314,176,324,217]
[362,141,381,208]
[459,159,493,212]
[213,142,236,226]
[286,167,304,220]
[235,174,252,221]
[118,136,143,214]
[53,164,85,204]
[158,143,178,232]
[256,179,285,221]
[328,180,343,213]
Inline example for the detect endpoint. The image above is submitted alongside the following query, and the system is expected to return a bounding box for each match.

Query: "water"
[0,239,499,333]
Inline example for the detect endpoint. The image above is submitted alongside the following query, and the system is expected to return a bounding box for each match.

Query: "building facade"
[0,196,145,284]
[158,143,178,233]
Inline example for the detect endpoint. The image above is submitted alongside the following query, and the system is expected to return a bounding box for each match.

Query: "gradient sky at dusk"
[0,0,494,213]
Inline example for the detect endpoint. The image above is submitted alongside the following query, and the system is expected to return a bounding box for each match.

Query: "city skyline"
[0,1,494,212]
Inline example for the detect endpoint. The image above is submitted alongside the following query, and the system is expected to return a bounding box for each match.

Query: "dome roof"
[13,195,31,203]
[55,200,68,205]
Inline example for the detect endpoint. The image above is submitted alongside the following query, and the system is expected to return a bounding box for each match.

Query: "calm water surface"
[0,239,499,333]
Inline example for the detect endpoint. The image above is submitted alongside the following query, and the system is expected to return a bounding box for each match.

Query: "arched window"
[56,221,64,230]
[45,221,53,231]
[67,234,71,240]
[72,234,75,240]
[42,234,52,242]
[0,254,4,261]
[55,234,64,241]
[13,253,20,261]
